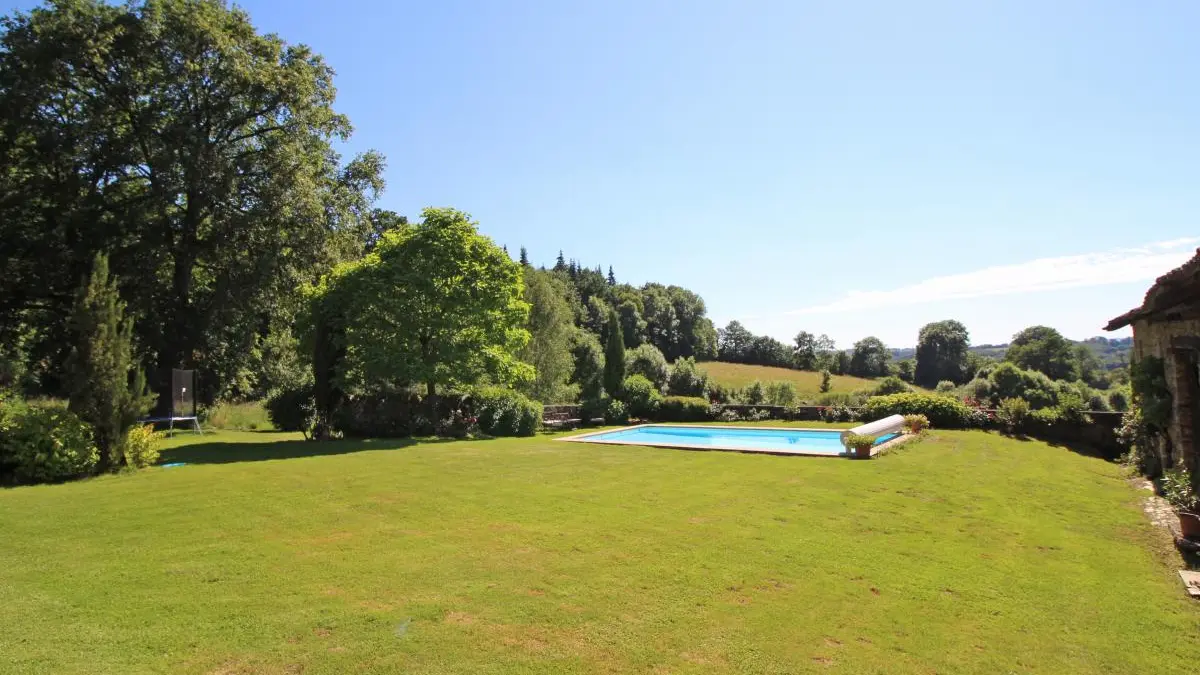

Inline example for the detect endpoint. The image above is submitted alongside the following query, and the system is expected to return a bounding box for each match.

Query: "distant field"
[699,361,876,393]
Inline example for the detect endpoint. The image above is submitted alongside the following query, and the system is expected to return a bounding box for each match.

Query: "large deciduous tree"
[1005,326,1077,381]
[914,320,970,387]
[849,336,890,377]
[0,0,385,406]
[793,331,836,371]
[325,208,532,397]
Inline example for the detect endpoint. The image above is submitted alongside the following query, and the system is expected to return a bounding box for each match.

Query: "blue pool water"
[568,425,898,456]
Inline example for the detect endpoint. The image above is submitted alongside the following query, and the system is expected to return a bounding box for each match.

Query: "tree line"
[712,319,1119,392]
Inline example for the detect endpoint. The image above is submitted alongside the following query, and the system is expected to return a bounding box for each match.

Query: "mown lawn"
[699,361,877,393]
[1,427,1197,674]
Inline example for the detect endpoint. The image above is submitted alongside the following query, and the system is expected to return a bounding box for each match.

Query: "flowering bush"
[820,404,857,423]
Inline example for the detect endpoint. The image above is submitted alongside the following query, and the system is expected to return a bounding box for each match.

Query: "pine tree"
[519,246,530,267]
[607,266,616,285]
[554,250,567,271]
[568,260,579,279]
[502,244,509,256]
[67,254,157,471]
[603,308,626,397]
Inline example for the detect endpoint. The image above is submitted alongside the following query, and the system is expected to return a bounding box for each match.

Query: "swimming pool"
[560,424,900,457]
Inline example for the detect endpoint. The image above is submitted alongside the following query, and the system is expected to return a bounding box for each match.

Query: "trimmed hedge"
[473,387,543,437]
[657,396,712,422]
[861,393,974,429]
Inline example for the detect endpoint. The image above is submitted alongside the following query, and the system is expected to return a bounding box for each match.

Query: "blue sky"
[10,1,1199,347]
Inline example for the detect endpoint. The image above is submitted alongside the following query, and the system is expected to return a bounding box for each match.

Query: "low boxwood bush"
[658,396,712,422]
[473,387,543,437]
[0,399,98,484]
[862,392,973,428]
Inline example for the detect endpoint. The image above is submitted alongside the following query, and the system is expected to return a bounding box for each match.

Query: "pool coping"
[556,423,914,458]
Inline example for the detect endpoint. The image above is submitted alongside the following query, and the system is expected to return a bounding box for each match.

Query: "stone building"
[1105,249,1200,482]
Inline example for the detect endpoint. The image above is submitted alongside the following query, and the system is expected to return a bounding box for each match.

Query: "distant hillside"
[889,336,1132,371]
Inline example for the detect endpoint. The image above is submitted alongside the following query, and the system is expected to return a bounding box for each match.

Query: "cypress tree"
[603,308,625,397]
[66,254,156,471]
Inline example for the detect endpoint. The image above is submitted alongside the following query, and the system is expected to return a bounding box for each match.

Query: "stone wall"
[1131,316,1200,474]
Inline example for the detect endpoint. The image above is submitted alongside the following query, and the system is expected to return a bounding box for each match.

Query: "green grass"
[701,361,877,393]
[2,427,1197,674]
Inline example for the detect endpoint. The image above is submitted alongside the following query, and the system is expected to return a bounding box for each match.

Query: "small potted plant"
[902,414,930,434]
[844,433,876,459]
[1161,469,1200,539]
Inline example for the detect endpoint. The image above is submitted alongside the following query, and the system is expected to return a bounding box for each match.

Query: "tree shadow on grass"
[993,429,1120,462]
[159,435,474,466]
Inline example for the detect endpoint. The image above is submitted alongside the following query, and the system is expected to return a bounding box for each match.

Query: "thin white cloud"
[781,237,1200,316]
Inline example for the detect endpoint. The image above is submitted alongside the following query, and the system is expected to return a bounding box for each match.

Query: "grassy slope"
[2,428,1197,674]
[700,361,877,393]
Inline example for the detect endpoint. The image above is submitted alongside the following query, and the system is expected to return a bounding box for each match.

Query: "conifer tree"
[603,308,626,397]
[67,254,156,471]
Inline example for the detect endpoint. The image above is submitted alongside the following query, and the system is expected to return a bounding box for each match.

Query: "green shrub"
[902,414,930,433]
[997,397,1031,431]
[989,363,1056,409]
[658,396,712,422]
[265,384,316,436]
[862,392,973,428]
[818,369,832,393]
[935,380,957,394]
[743,380,766,405]
[1052,391,1092,425]
[625,344,669,391]
[1107,387,1130,412]
[707,382,732,404]
[873,376,910,396]
[604,398,629,425]
[667,357,709,397]
[962,377,993,405]
[473,387,542,437]
[121,424,161,468]
[0,399,98,484]
[621,375,663,419]
[1161,469,1198,512]
[764,381,797,407]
